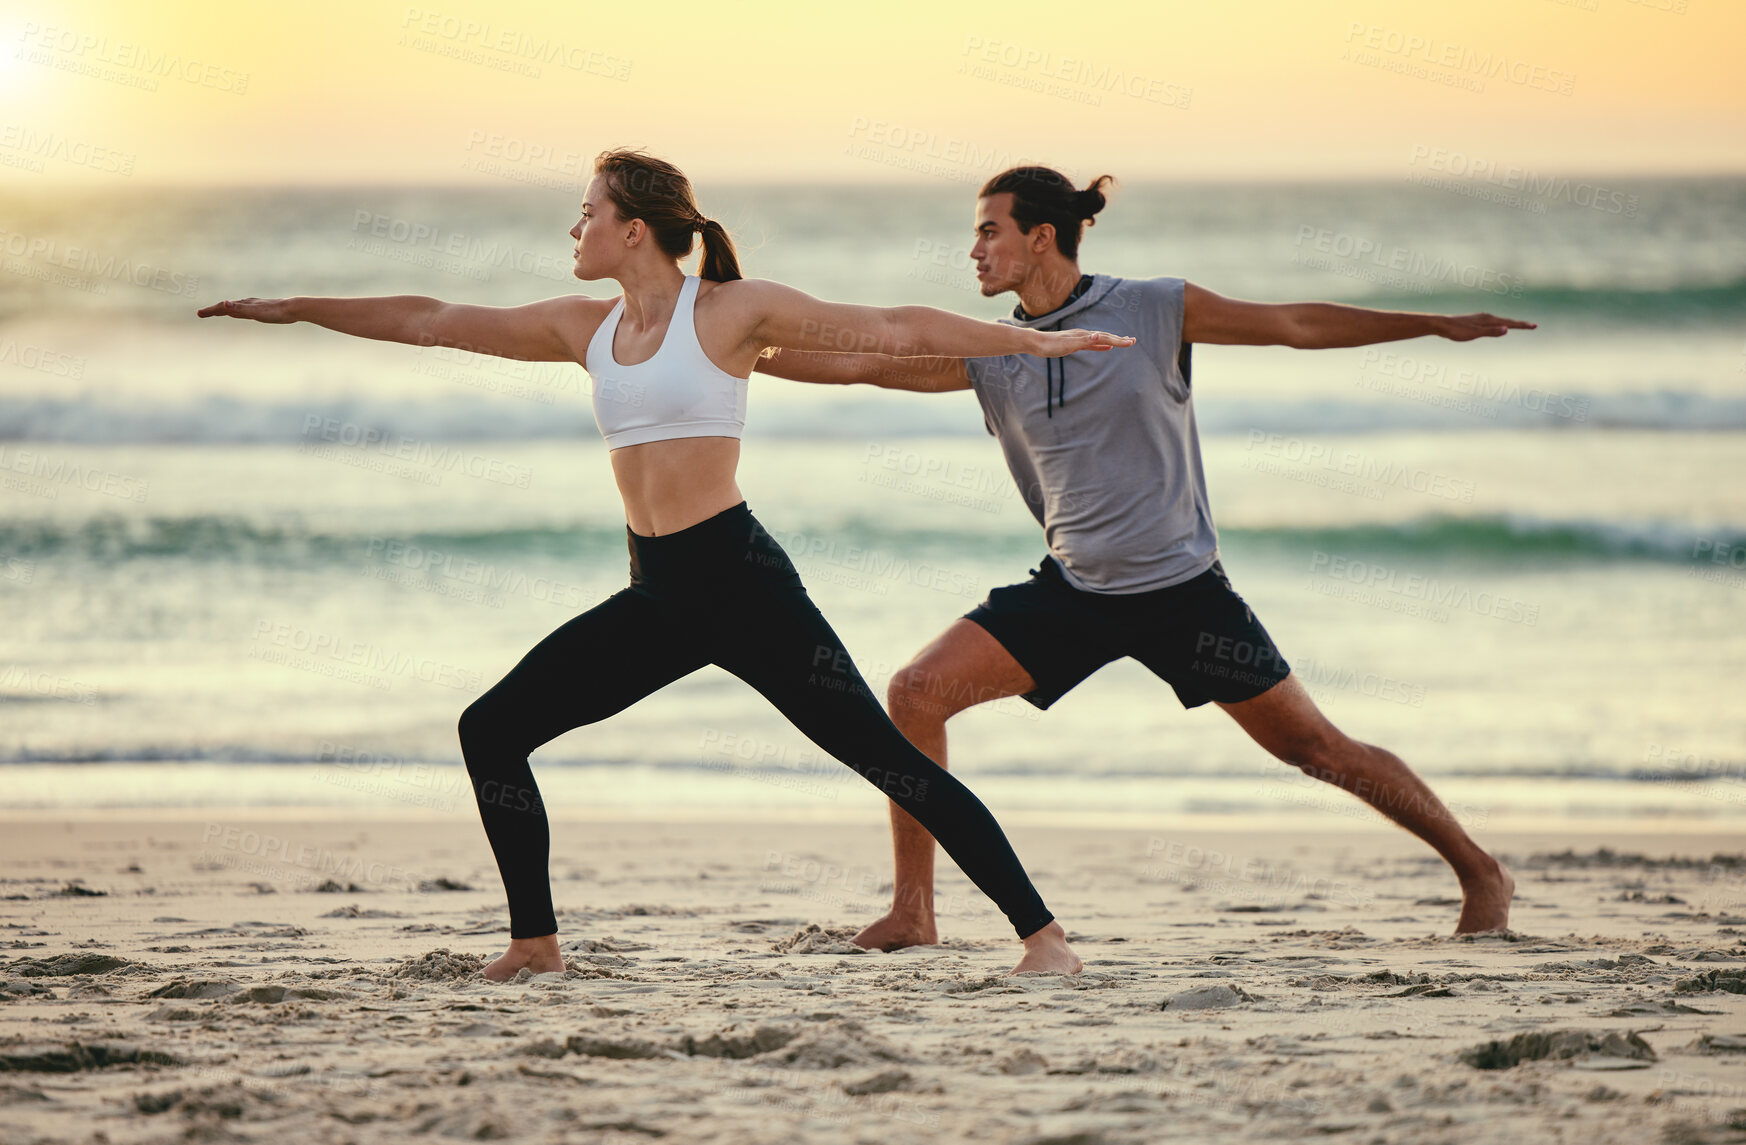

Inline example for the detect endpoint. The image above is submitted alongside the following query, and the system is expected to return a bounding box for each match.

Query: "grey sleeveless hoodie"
[965,274,1219,593]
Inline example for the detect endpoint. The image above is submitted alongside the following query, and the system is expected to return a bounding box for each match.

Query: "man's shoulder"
[1097,273,1185,297]
[1089,274,1183,314]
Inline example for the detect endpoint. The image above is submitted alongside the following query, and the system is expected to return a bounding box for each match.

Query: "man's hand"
[1029,328,1136,357]
[196,297,296,323]
[1437,312,1537,342]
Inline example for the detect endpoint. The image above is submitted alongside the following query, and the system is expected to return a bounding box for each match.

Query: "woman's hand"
[1436,313,1537,342]
[195,297,297,323]
[1029,328,1136,357]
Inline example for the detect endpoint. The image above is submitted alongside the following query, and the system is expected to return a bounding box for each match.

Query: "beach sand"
[2,811,1744,1144]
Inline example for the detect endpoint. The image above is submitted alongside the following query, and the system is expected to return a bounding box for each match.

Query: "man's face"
[970,192,1051,297]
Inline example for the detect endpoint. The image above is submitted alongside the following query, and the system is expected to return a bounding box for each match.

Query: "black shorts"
[964,556,1291,710]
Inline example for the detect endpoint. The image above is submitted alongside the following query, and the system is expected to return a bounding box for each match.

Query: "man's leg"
[1219,673,1514,933]
[854,619,1039,951]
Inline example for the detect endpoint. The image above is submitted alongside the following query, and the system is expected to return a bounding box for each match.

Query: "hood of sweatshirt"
[1001,273,1122,416]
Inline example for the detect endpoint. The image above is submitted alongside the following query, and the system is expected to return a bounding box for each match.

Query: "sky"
[0,0,1741,188]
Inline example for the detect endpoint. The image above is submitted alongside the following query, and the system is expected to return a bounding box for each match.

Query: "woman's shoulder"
[535,294,622,361]
[696,276,783,300]
[692,276,801,323]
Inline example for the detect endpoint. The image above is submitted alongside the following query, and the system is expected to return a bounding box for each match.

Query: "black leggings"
[457,501,1055,941]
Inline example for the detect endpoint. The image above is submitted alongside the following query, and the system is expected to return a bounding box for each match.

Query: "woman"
[197,149,1131,980]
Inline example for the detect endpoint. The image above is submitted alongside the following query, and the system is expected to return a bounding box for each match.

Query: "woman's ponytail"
[696,218,742,283]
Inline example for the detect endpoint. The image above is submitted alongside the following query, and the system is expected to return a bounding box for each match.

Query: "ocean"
[1,175,1742,827]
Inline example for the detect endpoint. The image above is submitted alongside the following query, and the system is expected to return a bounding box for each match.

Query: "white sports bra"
[583,275,749,450]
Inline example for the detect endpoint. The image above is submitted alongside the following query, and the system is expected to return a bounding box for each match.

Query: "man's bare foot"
[482,934,565,982]
[1009,921,1082,976]
[852,911,937,952]
[1454,855,1515,935]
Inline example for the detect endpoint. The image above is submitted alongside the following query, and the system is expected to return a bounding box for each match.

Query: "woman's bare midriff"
[610,436,745,536]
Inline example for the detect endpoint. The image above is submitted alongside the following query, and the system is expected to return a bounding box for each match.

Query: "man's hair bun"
[1075,176,1112,220]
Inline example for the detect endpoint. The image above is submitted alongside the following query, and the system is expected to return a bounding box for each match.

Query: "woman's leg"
[459,588,707,951]
[707,565,1073,966]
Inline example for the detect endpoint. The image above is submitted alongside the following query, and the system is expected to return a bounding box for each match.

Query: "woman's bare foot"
[852,911,938,952]
[1454,854,1516,934]
[482,933,565,982]
[1009,921,1082,975]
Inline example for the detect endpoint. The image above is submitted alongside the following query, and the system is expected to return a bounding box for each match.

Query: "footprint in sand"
[771,924,866,955]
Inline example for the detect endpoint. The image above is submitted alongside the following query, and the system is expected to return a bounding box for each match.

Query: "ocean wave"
[0,394,596,444]
[1331,276,1746,323]
[1195,392,1746,435]
[2,388,1745,443]
[0,513,625,562]
[1223,514,1745,563]
[3,511,1737,566]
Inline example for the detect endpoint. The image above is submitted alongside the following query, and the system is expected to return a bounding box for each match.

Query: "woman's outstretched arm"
[196,295,600,362]
[755,347,971,392]
[726,280,1134,360]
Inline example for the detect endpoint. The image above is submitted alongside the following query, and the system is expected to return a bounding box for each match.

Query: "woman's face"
[569,175,625,281]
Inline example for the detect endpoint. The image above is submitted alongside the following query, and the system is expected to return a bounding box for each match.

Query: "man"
[755,166,1533,951]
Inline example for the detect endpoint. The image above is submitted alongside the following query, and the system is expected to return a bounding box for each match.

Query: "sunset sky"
[1,0,1740,187]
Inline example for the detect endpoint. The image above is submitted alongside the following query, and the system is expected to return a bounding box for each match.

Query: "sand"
[2,811,1744,1144]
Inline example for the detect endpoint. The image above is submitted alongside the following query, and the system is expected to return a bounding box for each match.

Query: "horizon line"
[5,166,1745,193]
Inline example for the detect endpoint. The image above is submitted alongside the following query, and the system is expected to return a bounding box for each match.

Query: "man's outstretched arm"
[754,347,971,393]
[1183,282,1536,349]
